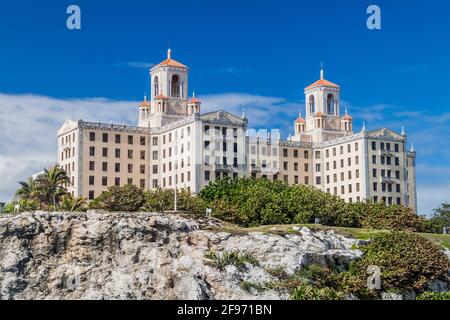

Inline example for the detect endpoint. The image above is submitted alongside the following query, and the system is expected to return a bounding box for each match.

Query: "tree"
[15,177,40,201]
[36,166,70,210]
[59,194,87,212]
[429,202,450,233]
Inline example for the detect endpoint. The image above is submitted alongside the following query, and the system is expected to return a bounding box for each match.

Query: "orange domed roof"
[155,94,168,100]
[154,49,187,69]
[190,97,201,104]
[139,100,151,108]
[342,114,353,120]
[295,117,305,123]
[305,79,340,90]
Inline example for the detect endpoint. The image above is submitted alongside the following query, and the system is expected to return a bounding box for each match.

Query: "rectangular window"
[304,163,309,172]
[89,147,95,156]
[115,163,120,173]
[102,177,108,186]
[89,132,95,142]
[372,141,376,151]
[89,176,95,186]
[128,178,133,185]
[395,144,399,153]
[115,149,121,158]
[128,135,133,145]
[205,170,211,181]
[152,137,158,146]
[373,182,378,191]
[372,155,377,164]
[316,177,321,185]
[102,148,108,157]
[140,136,146,146]
[89,191,95,200]
[102,133,108,143]
[304,151,309,159]
[128,164,133,173]
[115,134,121,144]
[141,151,146,160]
[293,150,299,158]
[115,177,120,186]
[128,150,133,159]
[89,161,95,171]
[102,162,108,172]
[152,165,158,174]
[140,165,146,174]
[140,179,145,189]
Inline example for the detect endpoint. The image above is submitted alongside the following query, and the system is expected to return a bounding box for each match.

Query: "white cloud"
[0,93,139,202]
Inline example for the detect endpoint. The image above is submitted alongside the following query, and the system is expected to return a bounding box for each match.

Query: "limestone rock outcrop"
[0,211,362,300]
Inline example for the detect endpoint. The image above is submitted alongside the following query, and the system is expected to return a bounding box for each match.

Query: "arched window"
[171,75,180,98]
[309,95,315,114]
[327,94,335,114]
[154,76,159,97]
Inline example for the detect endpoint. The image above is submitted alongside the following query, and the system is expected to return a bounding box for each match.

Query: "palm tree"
[60,194,87,212]
[15,177,39,201]
[36,166,71,211]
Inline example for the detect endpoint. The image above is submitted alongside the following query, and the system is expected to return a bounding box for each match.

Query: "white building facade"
[57,50,417,212]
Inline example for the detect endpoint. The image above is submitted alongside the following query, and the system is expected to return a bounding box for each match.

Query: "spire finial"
[167,48,172,60]
[362,121,367,132]
[192,91,195,99]
[299,109,302,118]
[144,92,147,101]
[345,107,348,116]
[242,107,247,119]
[401,125,406,136]
[320,61,324,80]
[410,143,415,153]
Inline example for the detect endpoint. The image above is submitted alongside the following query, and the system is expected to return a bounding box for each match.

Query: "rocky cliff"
[0,211,364,300]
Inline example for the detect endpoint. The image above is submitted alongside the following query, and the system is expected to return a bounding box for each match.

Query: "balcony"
[215,164,233,172]
[381,176,396,184]
[380,149,394,157]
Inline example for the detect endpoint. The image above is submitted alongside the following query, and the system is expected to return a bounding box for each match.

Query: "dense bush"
[291,283,344,300]
[416,291,450,300]
[141,188,205,215]
[89,185,146,212]
[199,177,429,232]
[350,232,449,292]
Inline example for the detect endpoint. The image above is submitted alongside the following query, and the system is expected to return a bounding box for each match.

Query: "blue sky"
[0,0,449,214]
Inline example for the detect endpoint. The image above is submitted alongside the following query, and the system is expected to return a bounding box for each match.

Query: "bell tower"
[302,67,351,142]
[150,48,189,100]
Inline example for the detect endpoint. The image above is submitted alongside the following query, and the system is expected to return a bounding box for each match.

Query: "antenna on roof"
[320,61,324,80]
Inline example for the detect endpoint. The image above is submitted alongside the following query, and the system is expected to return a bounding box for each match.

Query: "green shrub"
[199,177,426,232]
[89,185,145,212]
[291,283,344,300]
[351,232,449,292]
[416,291,450,300]
[204,250,259,271]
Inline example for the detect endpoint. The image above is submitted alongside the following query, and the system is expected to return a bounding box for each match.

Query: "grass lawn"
[214,222,450,249]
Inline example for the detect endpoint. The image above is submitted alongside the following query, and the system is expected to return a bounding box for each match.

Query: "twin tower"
[138,49,353,143]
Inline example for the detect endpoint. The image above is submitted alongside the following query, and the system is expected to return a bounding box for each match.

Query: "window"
[347,144,351,153]
[140,136,146,146]
[89,191,95,200]
[340,146,344,155]
[315,164,321,172]
[387,157,392,165]
[316,177,321,185]
[141,151,146,160]
[89,147,95,156]
[115,149,121,158]
[152,137,158,146]
[128,135,133,145]
[115,178,120,186]
[348,184,353,193]
[355,156,360,165]
[373,183,378,191]
[395,157,400,166]
[304,151,309,159]
[205,171,211,181]
[283,162,288,171]
[395,144,399,153]
[372,141,376,151]
[373,169,377,178]
[128,178,133,185]
[115,163,120,173]
[152,151,158,160]
[283,149,288,157]
[234,143,238,153]
[89,161,95,171]
[140,165,146,174]
[89,132,95,142]
[381,156,385,165]
[89,176,95,186]
[304,163,309,172]
[140,179,145,189]
[396,184,401,193]
[102,162,108,172]
[326,149,330,158]
[396,171,400,179]
[128,150,133,159]
[102,133,108,143]
[356,183,360,192]
[315,151,321,160]
[102,177,108,186]
[115,134,121,144]
[372,155,376,164]
[294,163,299,171]
[128,164,133,173]
[102,148,108,157]
[355,142,359,152]
[152,165,158,174]
[293,150,299,158]
[305,177,309,185]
